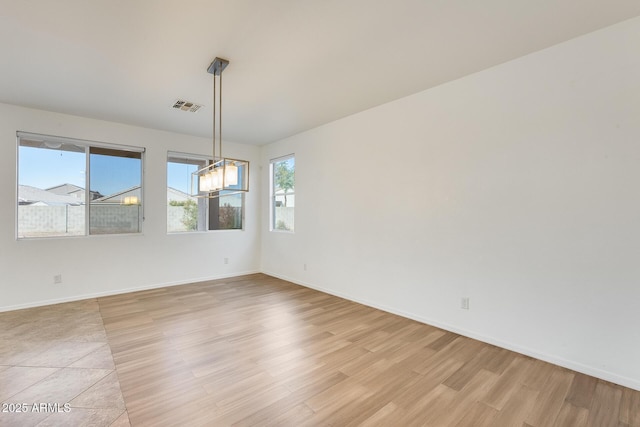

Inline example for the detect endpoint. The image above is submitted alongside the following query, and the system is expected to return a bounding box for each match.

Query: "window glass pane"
[274,194,294,231]
[18,142,86,238]
[89,149,142,235]
[167,159,207,232]
[271,156,295,231]
[167,153,244,232]
[218,192,243,230]
[17,134,144,239]
[273,157,295,193]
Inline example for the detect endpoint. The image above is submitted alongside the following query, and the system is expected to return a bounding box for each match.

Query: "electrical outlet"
[54,274,62,284]
[303,263,307,271]
[224,258,229,265]
[461,297,470,310]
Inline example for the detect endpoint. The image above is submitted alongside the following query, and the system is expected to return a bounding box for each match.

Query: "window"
[17,132,144,239]
[270,154,295,231]
[167,152,244,232]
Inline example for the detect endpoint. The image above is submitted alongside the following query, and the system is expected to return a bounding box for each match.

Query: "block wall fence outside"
[167,205,187,232]
[17,205,142,237]
[273,207,294,231]
[18,205,84,235]
[18,204,246,237]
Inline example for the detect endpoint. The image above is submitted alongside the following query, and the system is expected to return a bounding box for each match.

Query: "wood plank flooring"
[2,273,639,426]
[98,274,640,426]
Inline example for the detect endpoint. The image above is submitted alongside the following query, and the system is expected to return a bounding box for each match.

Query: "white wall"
[0,103,261,311]
[261,17,640,390]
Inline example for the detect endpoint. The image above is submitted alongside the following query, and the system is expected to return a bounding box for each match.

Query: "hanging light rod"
[191,57,249,198]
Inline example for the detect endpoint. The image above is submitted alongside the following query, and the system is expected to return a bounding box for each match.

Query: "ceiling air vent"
[172,99,203,113]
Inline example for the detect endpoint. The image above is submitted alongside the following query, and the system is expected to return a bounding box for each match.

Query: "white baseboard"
[262,270,640,392]
[0,270,260,313]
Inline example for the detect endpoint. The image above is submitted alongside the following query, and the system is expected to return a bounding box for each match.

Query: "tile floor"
[0,299,129,427]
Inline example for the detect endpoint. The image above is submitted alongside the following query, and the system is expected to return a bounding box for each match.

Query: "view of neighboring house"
[44,183,102,201]
[167,186,192,203]
[18,185,82,206]
[19,183,136,206]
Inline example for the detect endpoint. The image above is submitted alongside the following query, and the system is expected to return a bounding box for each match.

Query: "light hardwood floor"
[2,273,639,426]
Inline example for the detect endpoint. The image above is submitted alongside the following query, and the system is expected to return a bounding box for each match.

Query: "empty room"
[1,1,639,426]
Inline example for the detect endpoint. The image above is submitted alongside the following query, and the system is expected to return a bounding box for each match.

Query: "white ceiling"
[1,1,639,145]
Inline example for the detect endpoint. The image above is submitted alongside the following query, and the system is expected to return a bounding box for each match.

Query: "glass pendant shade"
[191,158,249,197]
[211,168,223,190]
[203,171,216,192]
[225,162,238,185]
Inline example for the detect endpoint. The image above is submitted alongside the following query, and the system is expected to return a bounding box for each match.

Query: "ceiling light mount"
[207,57,229,76]
[191,57,249,198]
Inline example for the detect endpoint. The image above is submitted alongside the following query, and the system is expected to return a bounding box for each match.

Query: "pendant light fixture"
[191,57,249,198]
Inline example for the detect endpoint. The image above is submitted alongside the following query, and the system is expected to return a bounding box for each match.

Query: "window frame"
[167,151,245,234]
[270,154,295,233]
[16,131,145,240]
